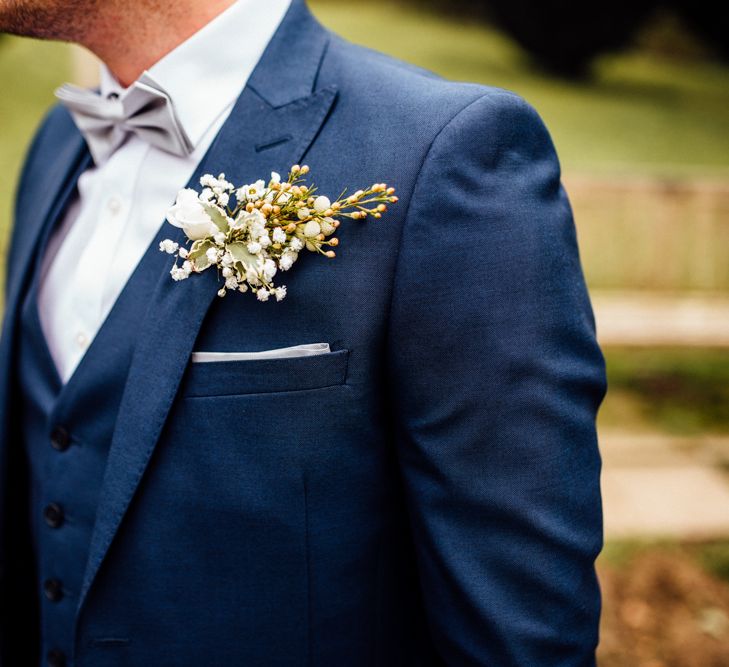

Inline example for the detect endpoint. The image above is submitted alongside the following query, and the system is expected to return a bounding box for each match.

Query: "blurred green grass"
[599,347,729,435]
[0,38,71,268]
[601,537,729,584]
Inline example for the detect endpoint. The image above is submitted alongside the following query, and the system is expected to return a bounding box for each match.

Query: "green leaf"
[203,203,230,233]
[189,239,213,271]
[227,241,259,274]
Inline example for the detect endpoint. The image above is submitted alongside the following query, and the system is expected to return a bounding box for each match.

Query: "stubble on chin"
[0,0,98,41]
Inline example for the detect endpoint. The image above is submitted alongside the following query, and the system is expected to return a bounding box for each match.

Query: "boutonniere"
[159,164,398,301]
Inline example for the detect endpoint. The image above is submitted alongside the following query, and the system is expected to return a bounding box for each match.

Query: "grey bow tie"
[55,72,194,165]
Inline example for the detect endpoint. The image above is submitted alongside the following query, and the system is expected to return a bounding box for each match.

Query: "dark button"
[43,578,64,602]
[50,425,71,451]
[47,648,66,667]
[43,502,64,528]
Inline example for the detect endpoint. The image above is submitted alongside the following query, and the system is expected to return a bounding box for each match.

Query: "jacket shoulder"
[330,32,530,104]
[320,30,540,143]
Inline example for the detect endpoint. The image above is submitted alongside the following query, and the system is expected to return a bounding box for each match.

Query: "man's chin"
[0,0,83,40]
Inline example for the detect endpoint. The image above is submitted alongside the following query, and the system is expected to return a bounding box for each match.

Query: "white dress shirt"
[38,0,292,385]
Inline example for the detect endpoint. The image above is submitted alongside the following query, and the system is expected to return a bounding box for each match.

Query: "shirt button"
[43,502,65,528]
[43,578,64,602]
[50,425,71,451]
[107,197,123,214]
[76,331,89,349]
[47,648,66,667]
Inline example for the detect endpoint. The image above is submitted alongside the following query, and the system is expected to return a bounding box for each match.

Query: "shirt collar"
[99,0,292,150]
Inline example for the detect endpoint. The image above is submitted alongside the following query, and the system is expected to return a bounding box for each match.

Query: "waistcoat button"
[43,577,64,602]
[47,648,66,667]
[50,425,71,451]
[43,502,65,528]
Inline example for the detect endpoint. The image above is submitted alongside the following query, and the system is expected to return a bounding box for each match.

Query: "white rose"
[166,189,216,240]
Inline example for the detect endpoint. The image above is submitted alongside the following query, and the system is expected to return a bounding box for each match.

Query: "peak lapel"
[4,127,90,319]
[0,119,90,595]
[76,0,338,623]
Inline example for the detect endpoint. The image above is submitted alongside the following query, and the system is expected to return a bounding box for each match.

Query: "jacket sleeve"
[385,90,608,665]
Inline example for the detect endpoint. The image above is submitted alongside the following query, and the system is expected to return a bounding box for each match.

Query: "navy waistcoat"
[16,199,162,665]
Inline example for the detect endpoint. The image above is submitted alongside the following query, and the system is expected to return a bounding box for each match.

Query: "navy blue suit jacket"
[0,0,607,663]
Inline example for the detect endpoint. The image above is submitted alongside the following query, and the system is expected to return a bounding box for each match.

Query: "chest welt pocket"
[180,348,350,398]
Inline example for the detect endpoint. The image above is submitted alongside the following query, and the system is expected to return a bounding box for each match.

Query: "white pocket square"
[191,342,331,363]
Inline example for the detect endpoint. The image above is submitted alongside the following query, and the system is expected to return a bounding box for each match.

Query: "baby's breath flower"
[279,252,297,270]
[246,267,261,285]
[159,239,179,254]
[263,259,277,280]
[274,285,287,301]
[272,226,286,243]
[170,265,189,281]
[256,288,271,302]
[199,187,215,203]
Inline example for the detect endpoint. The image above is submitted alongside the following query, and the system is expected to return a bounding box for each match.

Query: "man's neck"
[81,0,238,88]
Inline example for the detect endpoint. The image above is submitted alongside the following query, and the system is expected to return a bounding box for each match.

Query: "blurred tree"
[672,2,729,61]
[482,0,659,78]
[414,0,728,75]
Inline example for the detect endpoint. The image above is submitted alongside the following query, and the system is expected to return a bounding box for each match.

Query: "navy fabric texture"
[0,0,608,664]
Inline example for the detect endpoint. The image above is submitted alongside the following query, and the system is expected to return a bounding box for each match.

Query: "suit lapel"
[0,127,90,577]
[4,129,90,321]
[76,0,338,622]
